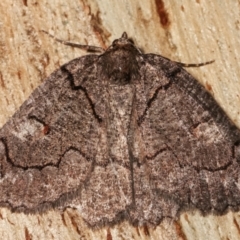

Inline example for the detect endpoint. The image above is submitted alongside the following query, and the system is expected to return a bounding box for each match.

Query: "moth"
[0,32,240,227]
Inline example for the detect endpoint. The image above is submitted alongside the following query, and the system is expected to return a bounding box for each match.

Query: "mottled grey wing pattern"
[0,32,240,227]
[130,54,240,225]
[0,55,101,211]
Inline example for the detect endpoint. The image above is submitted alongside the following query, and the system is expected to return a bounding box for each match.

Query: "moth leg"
[41,30,104,53]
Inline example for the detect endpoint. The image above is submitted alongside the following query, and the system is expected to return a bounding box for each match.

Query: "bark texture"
[0,1,239,239]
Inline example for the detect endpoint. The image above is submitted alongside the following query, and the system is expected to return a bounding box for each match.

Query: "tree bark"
[0,1,239,239]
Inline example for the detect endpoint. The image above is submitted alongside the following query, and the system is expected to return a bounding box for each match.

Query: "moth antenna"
[41,30,105,53]
[176,60,215,68]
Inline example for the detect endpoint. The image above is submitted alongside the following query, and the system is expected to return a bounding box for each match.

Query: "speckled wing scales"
[130,53,240,225]
[0,55,102,211]
[1,32,240,228]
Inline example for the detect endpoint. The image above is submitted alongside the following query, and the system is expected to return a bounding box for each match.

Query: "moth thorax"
[101,48,139,85]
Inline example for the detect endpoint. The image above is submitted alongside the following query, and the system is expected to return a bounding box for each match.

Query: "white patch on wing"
[12,120,42,141]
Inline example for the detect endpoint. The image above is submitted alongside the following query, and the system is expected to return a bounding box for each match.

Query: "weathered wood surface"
[0,1,240,239]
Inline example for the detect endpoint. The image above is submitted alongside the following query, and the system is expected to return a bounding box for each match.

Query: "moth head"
[112,32,134,45]
[100,33,141,85]
[99,32,142,85]
[107,32,141,54]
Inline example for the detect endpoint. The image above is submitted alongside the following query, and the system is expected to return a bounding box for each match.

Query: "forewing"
[0,55,100,210]
[130,54,240,224]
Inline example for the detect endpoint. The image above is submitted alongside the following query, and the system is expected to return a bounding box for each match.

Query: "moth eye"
[128,39,134,44]
[112,40,118,47]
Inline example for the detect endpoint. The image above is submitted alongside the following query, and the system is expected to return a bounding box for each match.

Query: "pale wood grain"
[0,1,239,239]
